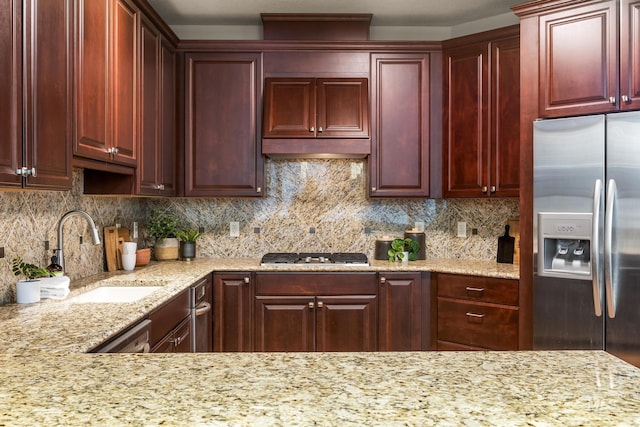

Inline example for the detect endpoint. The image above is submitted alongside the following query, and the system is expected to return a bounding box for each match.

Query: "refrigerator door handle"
[604,179,617,318]
[592,179,603,317]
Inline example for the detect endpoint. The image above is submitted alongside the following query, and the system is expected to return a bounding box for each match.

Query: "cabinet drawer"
[256,273,377,296]
[437,298,518,350]
[437,274,518,306]
[148,289,190,348]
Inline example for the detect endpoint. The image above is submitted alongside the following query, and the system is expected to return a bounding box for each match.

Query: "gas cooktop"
[260,252,369,266]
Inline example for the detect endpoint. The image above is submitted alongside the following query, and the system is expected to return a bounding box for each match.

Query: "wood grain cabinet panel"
[74,0,137,167]
[184,52,263,197]
[213,273,254,352]
[137,16,176,196]
[436,273,519,351]
[1,0,72,189]
[369,53,431,197]
[621,0,640,110]
[443,26,520,198]
[538,1,617,116]
[378,273,423,351]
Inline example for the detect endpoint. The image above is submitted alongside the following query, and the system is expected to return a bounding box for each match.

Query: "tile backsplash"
[0,161,519,304]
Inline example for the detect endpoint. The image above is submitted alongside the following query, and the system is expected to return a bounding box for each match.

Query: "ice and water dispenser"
[537,212,593,280]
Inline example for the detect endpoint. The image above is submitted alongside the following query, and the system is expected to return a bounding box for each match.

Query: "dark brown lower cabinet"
[254,273,377,352]
[213,273,254,352]
[254,294,377,352]
[435,273,519,350]
[148,288,191,353]
[378,273,424,351]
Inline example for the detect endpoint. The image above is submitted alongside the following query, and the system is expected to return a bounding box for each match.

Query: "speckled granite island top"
[0,350,638,426]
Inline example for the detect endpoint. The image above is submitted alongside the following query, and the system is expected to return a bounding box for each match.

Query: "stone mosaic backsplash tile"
[0,162,519,304]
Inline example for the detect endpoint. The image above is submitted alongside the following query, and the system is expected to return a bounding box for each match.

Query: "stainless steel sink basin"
[71,286,163,304]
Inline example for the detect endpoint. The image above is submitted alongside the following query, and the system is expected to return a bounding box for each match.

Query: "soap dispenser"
[46,250,63,276]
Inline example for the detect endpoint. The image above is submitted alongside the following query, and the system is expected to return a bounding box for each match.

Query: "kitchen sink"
[71,286,163,304]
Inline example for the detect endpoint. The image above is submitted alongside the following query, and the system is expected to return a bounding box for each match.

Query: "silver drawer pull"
[465,312,485,322]
[465,286,485,296]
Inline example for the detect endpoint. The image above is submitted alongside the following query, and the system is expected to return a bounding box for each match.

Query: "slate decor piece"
[497,224,515,264]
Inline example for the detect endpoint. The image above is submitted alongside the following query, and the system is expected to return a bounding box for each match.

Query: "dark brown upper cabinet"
[137,16,176,196]
[369,53,433,197]
[262,77,370,158]
[514,0,640,117]
[443,25,520,198]
[0,0,73,190]
[184,52,264,197]
[73,0,138,168]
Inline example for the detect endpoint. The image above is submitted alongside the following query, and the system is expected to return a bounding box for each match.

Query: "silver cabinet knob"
[310,127,315,132]
[256,187,261,193]
[622,95,631,103]
[482,186,488,193]
[318,127,323,133]
[371,187,376,192]
[308,301,314,309]
[243,277,250,284]
[15,167,36,177]
[380,277,386,284]
[317,301,324,308]
[490,185,496,193]
[609,96,617,105]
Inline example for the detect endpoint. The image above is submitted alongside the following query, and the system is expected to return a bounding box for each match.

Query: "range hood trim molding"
[262,138,371,159]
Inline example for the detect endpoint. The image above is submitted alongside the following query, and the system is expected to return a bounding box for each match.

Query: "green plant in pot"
[11,257,51,304]
[148,211,180,261]
[176,228,205,261]
[387,238,420,262]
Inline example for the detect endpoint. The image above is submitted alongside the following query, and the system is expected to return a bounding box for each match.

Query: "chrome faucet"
[57,210,101,273]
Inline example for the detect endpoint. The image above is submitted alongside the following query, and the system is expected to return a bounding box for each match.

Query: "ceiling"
[146,0,523,27]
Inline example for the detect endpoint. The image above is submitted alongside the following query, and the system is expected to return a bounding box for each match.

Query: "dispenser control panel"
[537,212,593,280]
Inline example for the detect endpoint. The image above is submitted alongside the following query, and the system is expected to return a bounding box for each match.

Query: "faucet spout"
[57,210,101,273]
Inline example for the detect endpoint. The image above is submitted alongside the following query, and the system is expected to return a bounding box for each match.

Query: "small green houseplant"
[11,257,51,304]
[176,228,205,261]
[147,211,180,261]
[387,238,420,262]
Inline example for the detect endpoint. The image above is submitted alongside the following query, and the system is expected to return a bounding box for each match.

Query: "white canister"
[16,280,41,304]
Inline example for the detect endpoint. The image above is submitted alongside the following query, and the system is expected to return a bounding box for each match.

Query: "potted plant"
[387,238,420,262]
[147,211,180,261]
[176,228,205,261]
[11,257,51,304]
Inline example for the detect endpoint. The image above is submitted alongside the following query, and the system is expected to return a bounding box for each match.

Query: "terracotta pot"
[135,248,151,267]
[154,237,179,261]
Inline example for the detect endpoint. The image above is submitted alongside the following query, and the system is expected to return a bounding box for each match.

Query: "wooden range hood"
[261,14,372,159]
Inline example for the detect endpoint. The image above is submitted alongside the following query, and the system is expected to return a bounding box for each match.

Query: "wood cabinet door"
[490,35,520,197]
[378,273,422,351]
[111,0,138,166]
[316,78,369,138]
[538,1,617,117]
[0,0,22,187]
[213,273,253,352]
[254,296,315,352]
[74,0,111,163]
[443,42,488,197]
[184,52,264,197]
[151,317,191,353]
[316,295,377,352]
[620,0,640,111]
[137,16,160,195]
[22,0,73,190]
[263,78,315,138]
[369,53,431,197]
[158,37,176,195]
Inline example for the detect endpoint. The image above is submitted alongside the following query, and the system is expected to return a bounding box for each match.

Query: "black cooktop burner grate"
[260,252,369,265]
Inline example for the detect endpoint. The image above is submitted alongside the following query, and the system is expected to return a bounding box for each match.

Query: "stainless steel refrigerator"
[533,111,640,368]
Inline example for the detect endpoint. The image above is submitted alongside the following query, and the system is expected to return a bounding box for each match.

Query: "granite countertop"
[0,350,638,426]
[0,257,517,355]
